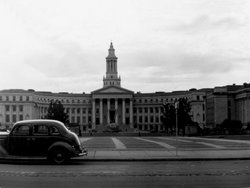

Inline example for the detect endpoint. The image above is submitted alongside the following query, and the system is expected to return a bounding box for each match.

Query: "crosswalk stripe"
[159,137,193,143]
[111,137,127,150]
[136,137,175,149]
[197,142,226,149]
[79,138,93,142]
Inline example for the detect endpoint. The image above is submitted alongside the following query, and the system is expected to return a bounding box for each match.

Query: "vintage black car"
[0,119,87,164]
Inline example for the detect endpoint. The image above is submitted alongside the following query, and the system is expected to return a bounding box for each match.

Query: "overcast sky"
[0,0,249,93]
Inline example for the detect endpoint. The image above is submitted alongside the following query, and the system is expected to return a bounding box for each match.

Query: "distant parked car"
[0,119,87,164]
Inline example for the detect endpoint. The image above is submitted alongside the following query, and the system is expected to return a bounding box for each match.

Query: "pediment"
[92,86,134,94]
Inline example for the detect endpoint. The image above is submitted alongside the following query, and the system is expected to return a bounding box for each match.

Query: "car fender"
[48,141,73,156]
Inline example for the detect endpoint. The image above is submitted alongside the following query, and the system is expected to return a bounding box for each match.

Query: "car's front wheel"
[48,148,69,165]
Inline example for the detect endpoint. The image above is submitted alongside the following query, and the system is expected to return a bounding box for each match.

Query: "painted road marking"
[79,138,93,142]
[184,137,250,144]
[159,137,193,143]
[196,142,226,149]
[111,137,127,150]
[135,137,176,149]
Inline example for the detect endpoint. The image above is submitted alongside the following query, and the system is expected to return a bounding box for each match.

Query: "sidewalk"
[81,149,250,161]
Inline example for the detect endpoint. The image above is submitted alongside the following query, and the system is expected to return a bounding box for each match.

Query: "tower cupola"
[103,42,121,87]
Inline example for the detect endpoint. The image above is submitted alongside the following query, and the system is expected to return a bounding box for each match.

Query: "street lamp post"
[174,101,179,156]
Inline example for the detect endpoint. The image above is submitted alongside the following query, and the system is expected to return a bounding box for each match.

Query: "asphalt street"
[80,136,250,151]
[0,161,250,187]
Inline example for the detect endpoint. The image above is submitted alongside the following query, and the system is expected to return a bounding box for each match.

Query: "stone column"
[100,99,103,125]
[129,99,133,128]
[122,99,125,124]
[115,99,118,124]
[142,107,145,130]
[107,98,110,125]
[92,99,96,129]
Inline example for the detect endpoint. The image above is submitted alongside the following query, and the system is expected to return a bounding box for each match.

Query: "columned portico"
[122,99,125,124]
[115,99,118,124]
[107,98,110,125]
[90,95,133,130]
[100,99,103,124]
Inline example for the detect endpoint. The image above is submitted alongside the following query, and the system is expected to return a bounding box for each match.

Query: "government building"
[0,43,249,133]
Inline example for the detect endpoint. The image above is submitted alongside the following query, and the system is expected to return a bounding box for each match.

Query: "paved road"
[80,136,250,151]
[0,161,250,187]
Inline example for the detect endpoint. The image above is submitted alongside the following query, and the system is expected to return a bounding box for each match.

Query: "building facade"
[0,43,249,132]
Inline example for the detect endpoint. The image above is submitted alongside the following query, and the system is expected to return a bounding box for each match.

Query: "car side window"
[13,125,30,136]
[49,126,60,136]
[33,124,48,135]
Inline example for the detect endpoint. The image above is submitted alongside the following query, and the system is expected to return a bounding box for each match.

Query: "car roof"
[13,119,67,130]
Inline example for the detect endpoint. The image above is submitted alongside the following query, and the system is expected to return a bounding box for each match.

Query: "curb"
[1,156,250,164]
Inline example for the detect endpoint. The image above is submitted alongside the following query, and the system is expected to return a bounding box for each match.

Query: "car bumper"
[78,148,88,157]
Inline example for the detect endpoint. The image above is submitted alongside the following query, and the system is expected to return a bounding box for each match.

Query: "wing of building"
[0,43,250,134]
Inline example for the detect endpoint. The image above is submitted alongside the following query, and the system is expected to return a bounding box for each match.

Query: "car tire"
[48,147,69,165]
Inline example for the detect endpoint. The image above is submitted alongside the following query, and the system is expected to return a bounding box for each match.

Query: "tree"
[161,98,193,135]
[44,100,69,124]
[161,103,176,134]
[177,98,193,135]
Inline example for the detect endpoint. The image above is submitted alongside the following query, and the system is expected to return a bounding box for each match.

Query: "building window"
[139,116,142,123]
[82,108,86,114]
[5,105,10,112]
[13,96,16,102]
[19,115,23,121]
[83,116,86,123]
[139,108,142,113]
[155,108,159,113]
[6,115,10,123]
[26,96,29,101]
[13,115,17,122]
[133,108,136,113]
[144,108,148,113]
[71,116,75,123]
[6,96,9,101]
[19,105,23,112]
[150,116,154,123]
[150,108,154,113]
[72,108,75,113]
[0,96,2,101]
[12,105,16,112]
[77,108,80,114]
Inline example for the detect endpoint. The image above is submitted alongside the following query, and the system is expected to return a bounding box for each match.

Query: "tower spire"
[103,42,121,87]
[107,42,117,58]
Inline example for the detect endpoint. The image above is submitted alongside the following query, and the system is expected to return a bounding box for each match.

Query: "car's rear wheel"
[48,148,69,165]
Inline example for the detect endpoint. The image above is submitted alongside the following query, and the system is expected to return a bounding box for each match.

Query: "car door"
[8,124,32,155]
[30,124,50,155]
